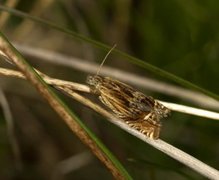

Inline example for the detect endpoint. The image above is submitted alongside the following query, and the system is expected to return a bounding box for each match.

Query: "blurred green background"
[0,0,219,179]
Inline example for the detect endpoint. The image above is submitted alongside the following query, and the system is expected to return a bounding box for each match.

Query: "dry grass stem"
[1,67,218,178]
[14,43,219,110]
[161,101,219,120]
[1,42,219,179]
[0,67,219,121]
[0,33,126,180]
[54,86,219,180]
[0,67,90,93]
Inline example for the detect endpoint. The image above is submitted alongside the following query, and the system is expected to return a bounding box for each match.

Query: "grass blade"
[0,5,219,101]
[0,30,132,180]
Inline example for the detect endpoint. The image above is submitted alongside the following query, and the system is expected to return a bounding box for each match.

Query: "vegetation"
[0,1,219,179]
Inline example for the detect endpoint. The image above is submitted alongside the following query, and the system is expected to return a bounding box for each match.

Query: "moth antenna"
[96,44,117,76]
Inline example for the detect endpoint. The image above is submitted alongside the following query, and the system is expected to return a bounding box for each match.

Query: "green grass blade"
[0,5,218,101]
[66,112,133,180]
[0,30,132,180]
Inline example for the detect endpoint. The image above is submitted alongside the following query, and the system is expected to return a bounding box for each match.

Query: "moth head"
[154,101,171,119]
[86,75,103,87]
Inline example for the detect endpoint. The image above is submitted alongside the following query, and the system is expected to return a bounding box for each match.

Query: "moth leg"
[125,120,143,131]
[143,112,161,126]
[126,120,160,139]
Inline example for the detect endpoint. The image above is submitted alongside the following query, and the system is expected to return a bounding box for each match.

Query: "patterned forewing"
[98,78,152,120]
[86,75,170,139]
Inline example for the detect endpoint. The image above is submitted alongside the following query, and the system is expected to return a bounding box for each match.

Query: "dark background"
[0,0,219,179]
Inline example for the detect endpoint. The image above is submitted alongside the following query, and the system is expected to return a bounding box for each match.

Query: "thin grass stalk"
[0,31,132,180]
[0,67,219,179]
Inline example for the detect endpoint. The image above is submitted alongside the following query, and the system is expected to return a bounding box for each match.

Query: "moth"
[86,46,170,139]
